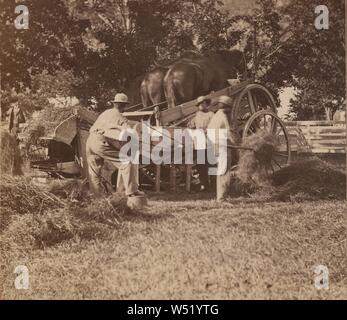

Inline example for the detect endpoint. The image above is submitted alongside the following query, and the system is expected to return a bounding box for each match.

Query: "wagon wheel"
[243,110,291,172]
[232,84,277,134]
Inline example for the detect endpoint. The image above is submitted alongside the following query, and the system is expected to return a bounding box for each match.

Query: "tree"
[283,0,345,120]
[231,0,345,119]
[65,0,234,110]
[0,0,89,89]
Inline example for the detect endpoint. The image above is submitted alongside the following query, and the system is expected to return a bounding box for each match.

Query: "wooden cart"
[36,79,291,193]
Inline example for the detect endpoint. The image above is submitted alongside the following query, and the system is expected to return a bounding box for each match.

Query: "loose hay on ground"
[272,157,346,201]
[0,175,128,251]
[232,156,346,201]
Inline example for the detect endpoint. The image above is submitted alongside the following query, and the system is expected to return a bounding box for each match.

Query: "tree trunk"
[324,107,332,121]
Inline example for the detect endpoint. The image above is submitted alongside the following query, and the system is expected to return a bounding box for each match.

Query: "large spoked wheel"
[243,110,291,172]
[232,84,277,134]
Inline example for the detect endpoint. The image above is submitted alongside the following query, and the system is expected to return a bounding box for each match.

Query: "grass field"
[1,154,346,300]
[1,193,346,300]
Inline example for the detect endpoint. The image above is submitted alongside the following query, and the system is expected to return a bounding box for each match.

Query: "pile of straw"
[272,158,346,201]
[236,130,276,186]
[0,175,128,250]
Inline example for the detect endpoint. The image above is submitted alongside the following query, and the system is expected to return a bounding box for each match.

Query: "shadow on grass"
[123,207,175,222]
[147,191,216,203]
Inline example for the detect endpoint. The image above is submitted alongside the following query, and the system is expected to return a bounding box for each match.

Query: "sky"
[279,87,295,119]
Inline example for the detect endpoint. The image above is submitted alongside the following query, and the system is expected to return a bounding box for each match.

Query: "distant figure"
[189,96,215,192]
[7,95,25,138]
[333,105,346,126]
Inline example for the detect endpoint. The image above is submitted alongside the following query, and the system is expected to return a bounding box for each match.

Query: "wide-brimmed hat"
[111,93,129,104]
[196,96,211,106]
[217,95,233,108]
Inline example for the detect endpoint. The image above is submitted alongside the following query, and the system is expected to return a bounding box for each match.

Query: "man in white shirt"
[208,95,240,201]
[86,93,143,197]
[189,96,215,191]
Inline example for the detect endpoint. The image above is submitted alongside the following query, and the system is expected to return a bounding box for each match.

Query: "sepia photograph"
[0,0,346,304]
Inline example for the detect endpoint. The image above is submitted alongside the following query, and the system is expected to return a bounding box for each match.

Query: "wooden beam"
[155,165,161,192]
[170,165,177,192]
[247,90,256,114]
[122,111,155,117]
[159,80,252,125]
[186,165,192,193]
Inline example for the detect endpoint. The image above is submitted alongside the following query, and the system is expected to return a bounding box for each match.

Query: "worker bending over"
[86,93,143,197]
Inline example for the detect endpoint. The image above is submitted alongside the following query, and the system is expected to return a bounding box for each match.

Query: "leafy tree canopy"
[0,0,345,119]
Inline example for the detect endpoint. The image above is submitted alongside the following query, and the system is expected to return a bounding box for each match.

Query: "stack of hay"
[0,174,128,251]
[236,130,277,186]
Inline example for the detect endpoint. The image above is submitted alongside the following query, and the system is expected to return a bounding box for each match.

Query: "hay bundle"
[0,195,127,250]
[236,130,277,185]
[0,175,64,232]
[0,174,128,249]
[48,179,90,202]
[0,175,64,215]
[0,130,23,175]
[272,158,346,201]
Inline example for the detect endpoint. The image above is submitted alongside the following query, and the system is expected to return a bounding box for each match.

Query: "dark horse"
[163,50,247,108]
[140,51,204,108]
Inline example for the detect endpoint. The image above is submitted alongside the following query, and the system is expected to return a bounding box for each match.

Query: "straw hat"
[111,93,129,104]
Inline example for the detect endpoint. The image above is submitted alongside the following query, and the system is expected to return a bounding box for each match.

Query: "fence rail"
[284,121,346,154]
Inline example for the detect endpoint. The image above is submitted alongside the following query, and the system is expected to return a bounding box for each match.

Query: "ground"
[1,193,345,300]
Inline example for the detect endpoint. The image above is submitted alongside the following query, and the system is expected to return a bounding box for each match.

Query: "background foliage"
[0,0,345,119]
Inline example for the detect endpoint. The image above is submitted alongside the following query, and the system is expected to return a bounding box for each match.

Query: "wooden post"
[154,106,161,127]
[186,165,192,192]
[252,16,258,81]
[155,165,161,192]
[170,165,177,192]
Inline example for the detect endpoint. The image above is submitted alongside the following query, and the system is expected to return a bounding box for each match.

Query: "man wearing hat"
[189,96,215,191]
[208,95,240,201]
[8,95,25,137]
[86,93,143,197]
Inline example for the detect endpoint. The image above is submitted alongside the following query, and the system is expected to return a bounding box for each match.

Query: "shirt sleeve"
[188,117,196,129]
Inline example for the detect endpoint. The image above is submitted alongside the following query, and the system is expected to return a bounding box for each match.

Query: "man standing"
[8,95,25,138]
[333,105,346,126]
[208,96,240,201]
[86,93,143,197]
[189,96,215,191]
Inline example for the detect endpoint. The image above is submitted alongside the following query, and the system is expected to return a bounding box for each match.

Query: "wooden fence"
[284,121,346,154]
